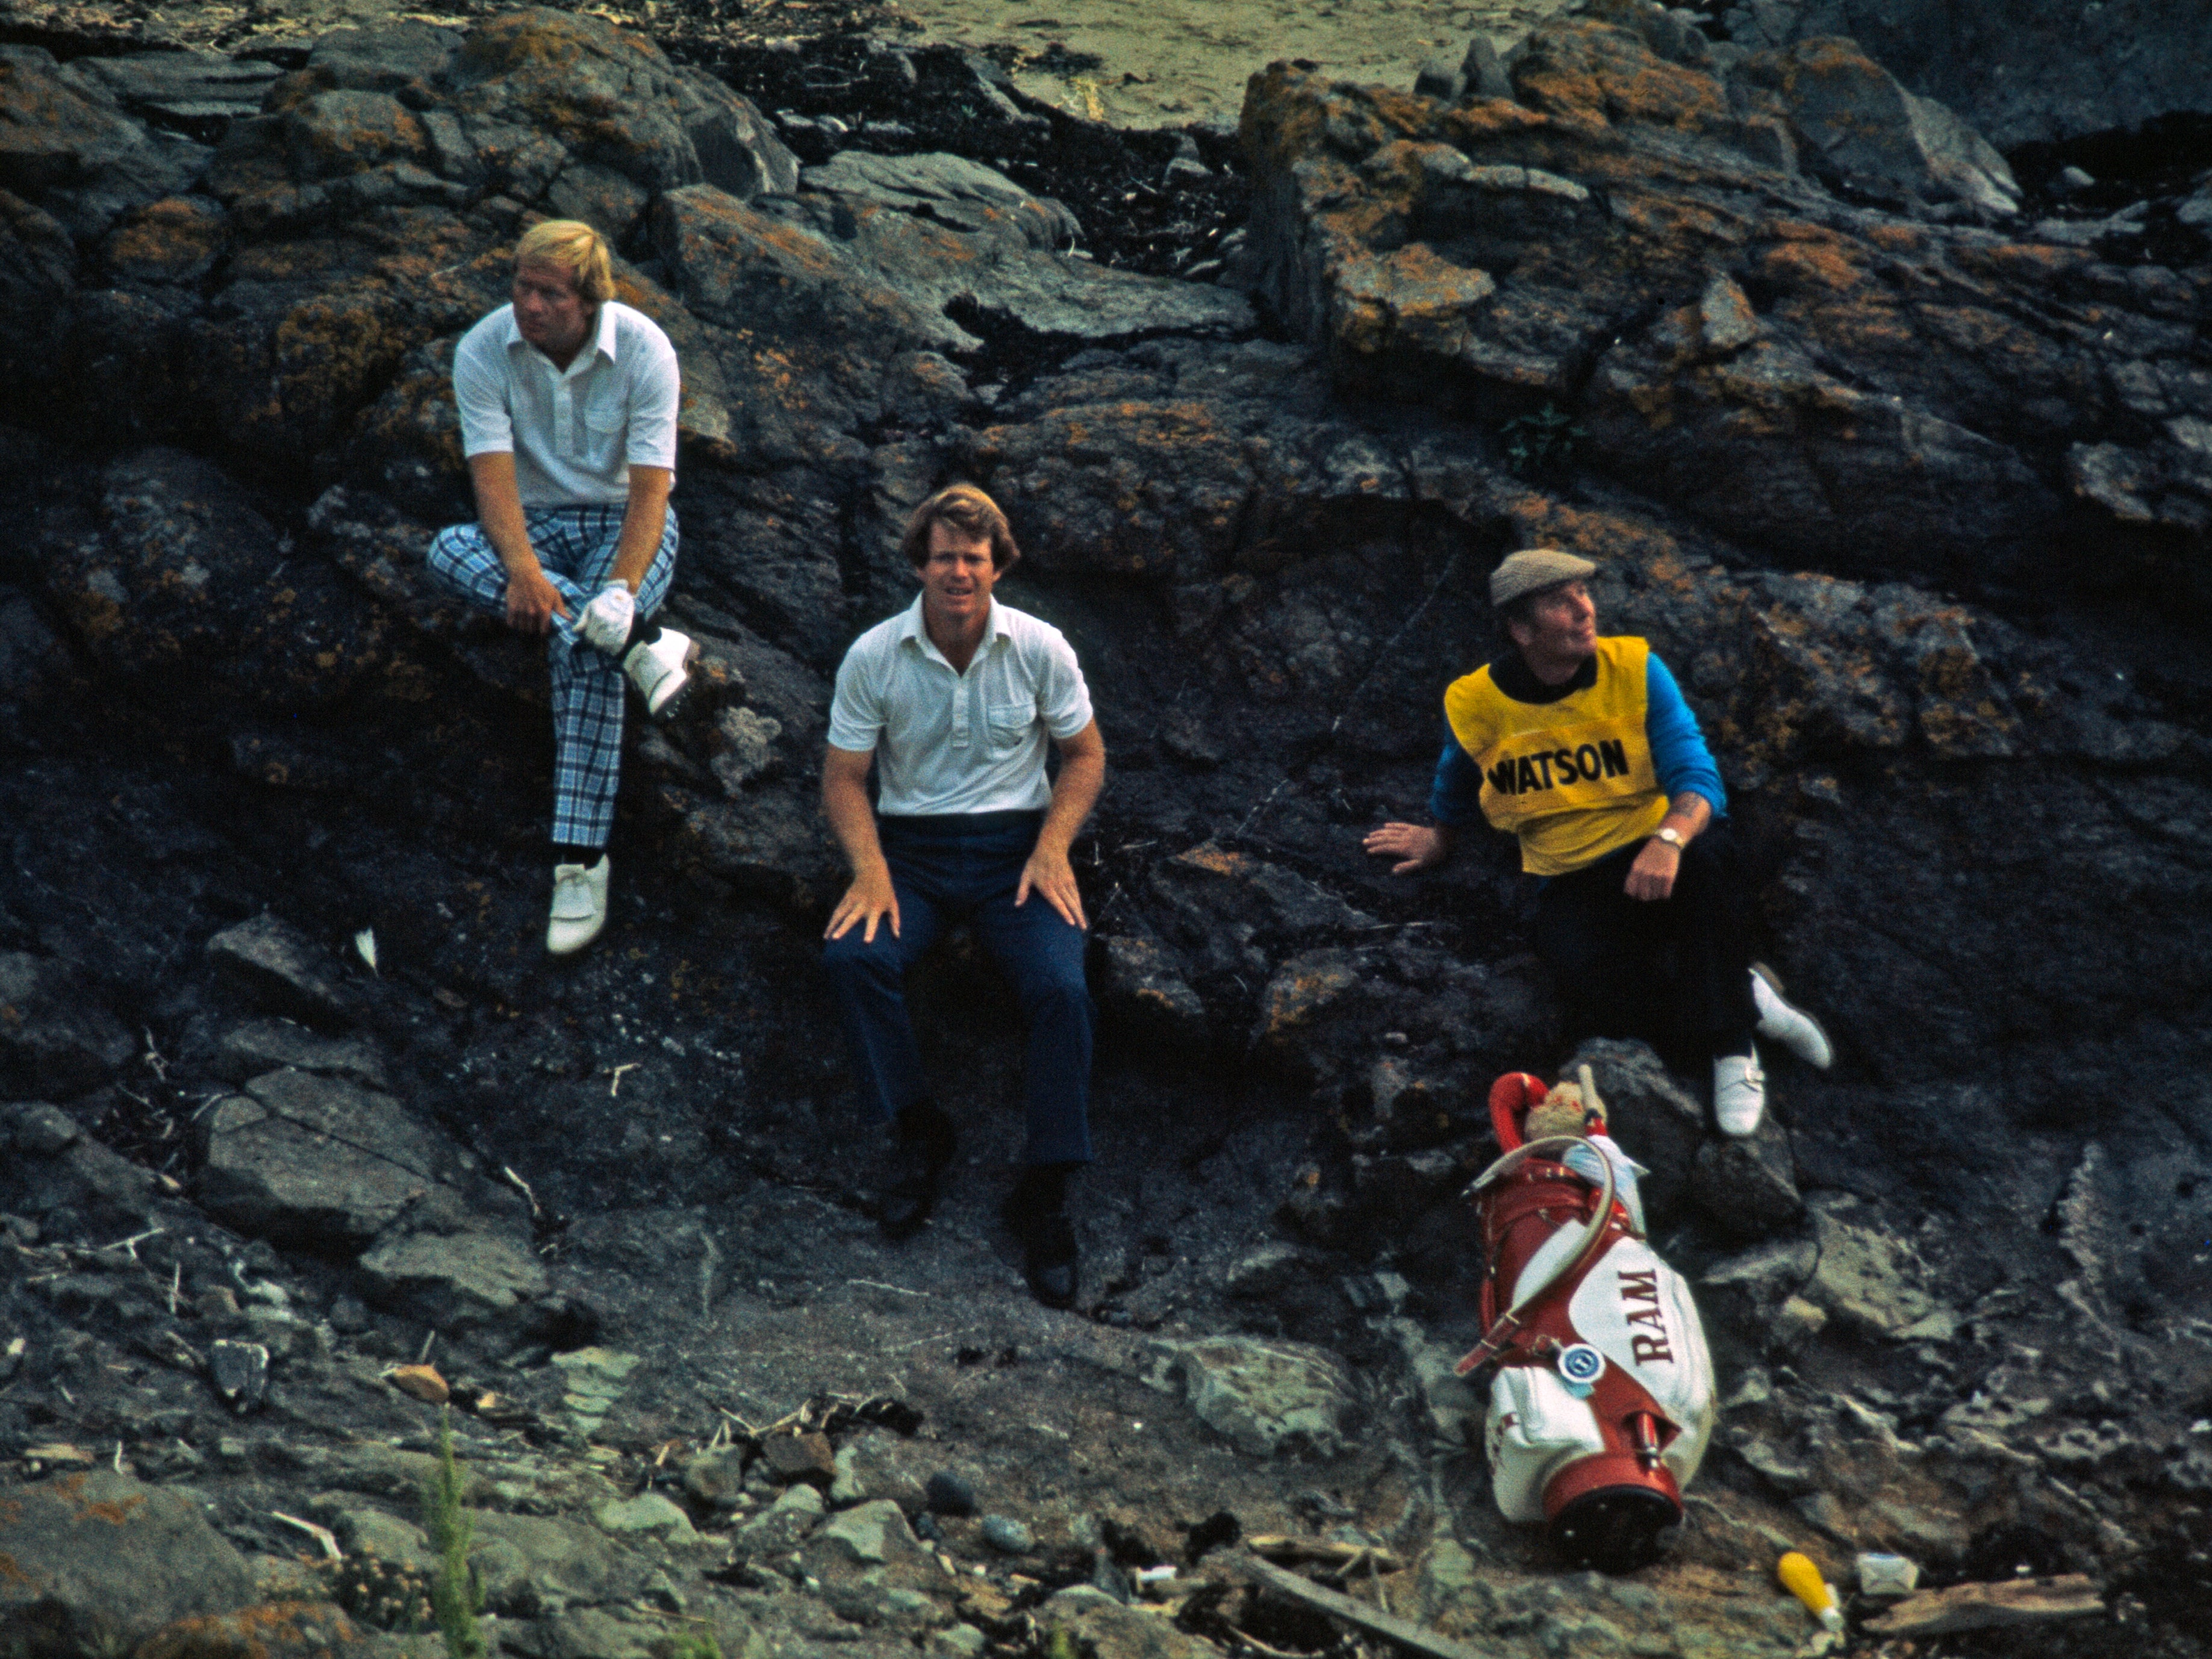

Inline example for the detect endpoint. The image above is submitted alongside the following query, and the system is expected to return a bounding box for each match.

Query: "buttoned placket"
[909,605,1008,752]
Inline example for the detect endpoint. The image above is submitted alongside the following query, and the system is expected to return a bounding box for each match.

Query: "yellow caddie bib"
[1443,636,1669,876]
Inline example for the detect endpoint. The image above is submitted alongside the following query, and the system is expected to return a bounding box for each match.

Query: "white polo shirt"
[453,299,680,507]
[828,595,1094,817]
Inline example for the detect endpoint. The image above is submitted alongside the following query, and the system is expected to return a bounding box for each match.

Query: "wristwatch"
[1653,827,1686,850]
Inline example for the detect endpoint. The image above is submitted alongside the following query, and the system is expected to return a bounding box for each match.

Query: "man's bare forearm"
[821,754,888,877]
[608,465,673,594]
[1034,729,1106,858]
[469,452,539,574]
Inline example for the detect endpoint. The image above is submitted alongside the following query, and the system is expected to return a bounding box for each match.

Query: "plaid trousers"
[425,503,679,850]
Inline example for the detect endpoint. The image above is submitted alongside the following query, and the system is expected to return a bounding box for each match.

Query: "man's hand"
[1624,838,1680,901]
[578,582,636,653]
[1363,821,1451,876]
[505,564,569,635]
[825,863,901,942]
[1016,842,1087,929]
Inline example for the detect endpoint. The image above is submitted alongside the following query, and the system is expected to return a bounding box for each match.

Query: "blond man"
[427,220,694,954]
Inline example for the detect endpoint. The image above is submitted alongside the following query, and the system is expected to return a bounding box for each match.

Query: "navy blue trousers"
[821,811,1094,1166]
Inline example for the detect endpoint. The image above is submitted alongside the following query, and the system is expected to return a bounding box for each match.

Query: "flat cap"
[1490,548,1597,610]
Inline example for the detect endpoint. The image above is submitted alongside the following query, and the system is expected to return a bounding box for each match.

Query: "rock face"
[0,1470,261,1646]
[1241,8,2210,585]
[1704,0,2212,147]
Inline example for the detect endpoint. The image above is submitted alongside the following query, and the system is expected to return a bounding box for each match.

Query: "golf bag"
[1457,1071,1716,1572]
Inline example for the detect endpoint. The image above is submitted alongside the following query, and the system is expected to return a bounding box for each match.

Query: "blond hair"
[900,483,1022,572]
[514,219,614,305]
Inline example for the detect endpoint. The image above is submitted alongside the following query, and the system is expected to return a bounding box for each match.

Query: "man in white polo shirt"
[821,484,1107,1309]
[426,219,697,956]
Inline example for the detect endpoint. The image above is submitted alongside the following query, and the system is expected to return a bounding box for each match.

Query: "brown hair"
[515,219,615,305]
[900,483,1021,572]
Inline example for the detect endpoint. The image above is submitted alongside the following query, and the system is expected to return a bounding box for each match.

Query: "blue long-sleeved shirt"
[1428,650,1725,829]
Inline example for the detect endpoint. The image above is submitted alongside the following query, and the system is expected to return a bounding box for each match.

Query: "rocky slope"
[1,2,2210,1656]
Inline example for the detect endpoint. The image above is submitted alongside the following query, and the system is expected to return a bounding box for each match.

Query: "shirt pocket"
[984,702,1035,753]
[576,387,626,468]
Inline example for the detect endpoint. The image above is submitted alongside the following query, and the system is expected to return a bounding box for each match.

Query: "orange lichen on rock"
[1510,19,1730,134]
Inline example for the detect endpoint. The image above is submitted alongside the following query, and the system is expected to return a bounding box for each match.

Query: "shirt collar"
[499,301,617,372]
[899,592,1009,665]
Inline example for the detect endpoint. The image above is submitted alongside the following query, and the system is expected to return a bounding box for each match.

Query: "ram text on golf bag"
[1457,1069,1716,1572]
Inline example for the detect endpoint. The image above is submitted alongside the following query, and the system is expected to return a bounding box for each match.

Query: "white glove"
[578,582,636,653]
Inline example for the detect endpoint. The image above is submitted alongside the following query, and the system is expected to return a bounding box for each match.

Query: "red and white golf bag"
[1457,1071,1715,1572]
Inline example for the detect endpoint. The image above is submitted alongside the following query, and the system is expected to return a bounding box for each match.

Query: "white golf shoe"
[1713,1047,1766,1138]
[547,856,610,956]
[622,629,697,721]
[1750,962,1833,1069]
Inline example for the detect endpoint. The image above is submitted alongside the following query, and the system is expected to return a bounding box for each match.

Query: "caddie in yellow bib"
[1445,635,1669,878]
[1362,551,1836,1139]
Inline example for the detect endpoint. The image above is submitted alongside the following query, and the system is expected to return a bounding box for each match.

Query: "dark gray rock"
[208,1337,269,1410]
[467,1508,662,1617]
[73,50,282,123]
[1097,933,1208,1046]
[304,20,463,96]
[804,149,1077,249]
[195,1067,487,1249]
[924,1470,976,1516]
[204,912,355,1024]
[1692,1113,1803,1237]
[0,1470,261,1646]
[0,46,207,238]
[356,1186,548,1329]
[1705,0,2212,147]
[1731,36,2019,214]
[213,1018,388,1088]
[0,951,136,1096]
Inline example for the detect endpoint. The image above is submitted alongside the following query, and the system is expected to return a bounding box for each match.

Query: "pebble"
[925,1471,976,1515]
[980,1514,1034,1554]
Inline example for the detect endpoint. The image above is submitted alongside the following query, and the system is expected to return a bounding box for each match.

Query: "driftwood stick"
[1228,1551,1488,1659]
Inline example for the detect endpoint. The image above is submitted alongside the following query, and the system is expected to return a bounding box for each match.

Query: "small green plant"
[1501,401,1586,480]
[657,1629,724,1659]
[422,1407,486,1659]
[1043,1631,1078,1659]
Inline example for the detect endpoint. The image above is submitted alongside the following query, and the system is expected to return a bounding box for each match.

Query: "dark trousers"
[1532,826,1757,1061]
[821,811,1094,1167]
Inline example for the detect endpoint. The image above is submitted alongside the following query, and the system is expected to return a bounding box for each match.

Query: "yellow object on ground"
[1778,1551,1845,1631]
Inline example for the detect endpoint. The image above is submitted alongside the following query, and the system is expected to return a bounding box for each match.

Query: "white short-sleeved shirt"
[828,595,1094,817]
[453,299,680,507]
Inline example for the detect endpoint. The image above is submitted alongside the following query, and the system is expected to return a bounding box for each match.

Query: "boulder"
[803,149,1079,248]
[46,450,394,715]
[0,951,136,1096]
[1701,0,2212,148]
[1804,1194,1951,1339]
[467,1508,662,1617]
[195,1067,493,1250]
[0,1470,261,1647]
[212,1018,390,1088]
[1732,37,2019,215]
[1147,1336,1357,1458]
[205,912,358,1024]
[1691,1113,1803,1237]
[355,1210,549,1330]
[1097,933,1209,1046]
[1034,1588,1224,1659]
[734,1482,826,1554]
